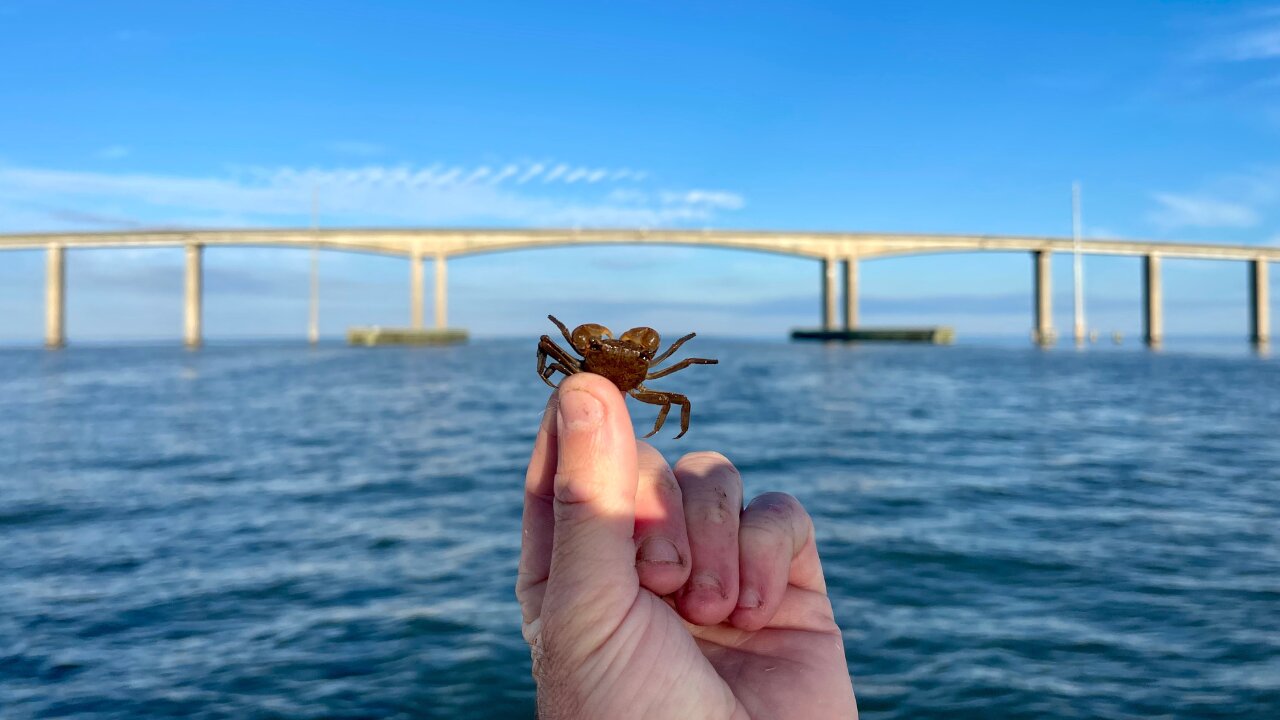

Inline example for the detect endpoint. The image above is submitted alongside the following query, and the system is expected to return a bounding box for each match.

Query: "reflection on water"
[1,340,1277,719]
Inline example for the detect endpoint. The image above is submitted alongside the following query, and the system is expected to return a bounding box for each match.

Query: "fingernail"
[737,587,762,609]
[557,389,603,432]
[690,572,724,598]
[637,537,682,565]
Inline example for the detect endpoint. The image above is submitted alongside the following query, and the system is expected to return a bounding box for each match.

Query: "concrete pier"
[1251,259,1270,346]
[791,326,953,343]
[45,244,65,349]
[1033,250,1054,345]
[410,250,424,329]
[434,253,448,328]
[1144,254,1162,347]
[842,258,859,330]
[184,244,203,349]
[821,257,837,330]
[348,326,467,346]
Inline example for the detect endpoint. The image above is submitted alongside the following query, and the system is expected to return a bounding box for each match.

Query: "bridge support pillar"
[45,244,65,349]
[184,244,203,348]
[1144,253,1162,348]
[1251,259,1269,346]
[842,258,858,330]
[410,250,424,329]
[308,246,319,344]
[434,253,448,328]
[1033,250,1053,345]
[821,257,837,330]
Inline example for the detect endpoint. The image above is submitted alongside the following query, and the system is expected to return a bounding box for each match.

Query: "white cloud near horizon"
[1145,164,1280,233]
[1147,192,1259,230]
[0,160,745,232]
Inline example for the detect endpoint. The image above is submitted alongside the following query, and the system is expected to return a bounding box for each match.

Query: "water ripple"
[1,341,1277,719]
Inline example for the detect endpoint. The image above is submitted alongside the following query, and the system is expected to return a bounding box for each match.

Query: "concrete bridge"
[1,228,1275,348]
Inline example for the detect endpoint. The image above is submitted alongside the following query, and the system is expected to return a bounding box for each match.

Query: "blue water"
[1,340,1278,719]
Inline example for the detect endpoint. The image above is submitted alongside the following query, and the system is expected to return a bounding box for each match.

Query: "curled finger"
[729,492,819,632]
[633,443,691,596]
[673,451,743,626]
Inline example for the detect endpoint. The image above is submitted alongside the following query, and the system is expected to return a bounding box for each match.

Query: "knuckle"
[738,522,791,557]
[637,447,681,497]
[687,482,740,527]
[675,452,742,494]
[651,469,681,497]
[744,492,811,539]
[696,501,736,526]
[750,491,803,517]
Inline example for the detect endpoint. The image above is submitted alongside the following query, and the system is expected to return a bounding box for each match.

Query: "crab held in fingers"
[536,315,718,439]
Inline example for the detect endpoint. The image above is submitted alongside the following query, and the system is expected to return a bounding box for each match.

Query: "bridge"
[1,228,1275,348]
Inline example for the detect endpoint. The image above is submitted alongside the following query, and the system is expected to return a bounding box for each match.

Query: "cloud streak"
[1209,26,1280,63]
[1198,7,1280,63]
[1147,192,1259,230]
[0,160,745,231]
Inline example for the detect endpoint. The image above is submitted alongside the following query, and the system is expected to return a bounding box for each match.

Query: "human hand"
[516,372,858,719]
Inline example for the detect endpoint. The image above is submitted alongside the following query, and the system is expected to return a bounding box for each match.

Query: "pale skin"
[517,373,858,719]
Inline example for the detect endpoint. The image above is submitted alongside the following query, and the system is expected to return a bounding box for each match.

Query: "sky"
[0,0,1278,343]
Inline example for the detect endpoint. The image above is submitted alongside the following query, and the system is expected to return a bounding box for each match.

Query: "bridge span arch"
[1,227,1275,348]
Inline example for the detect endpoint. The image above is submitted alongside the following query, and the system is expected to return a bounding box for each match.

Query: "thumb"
[544,372,640,640]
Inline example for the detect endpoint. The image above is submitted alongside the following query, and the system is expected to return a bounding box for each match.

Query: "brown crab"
[537,315,718,438]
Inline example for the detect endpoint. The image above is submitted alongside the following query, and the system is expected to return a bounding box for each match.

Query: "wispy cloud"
[1202,8,1280,63]
[95,145,130,160]
[0,160,745,231]
[1181,7,1280,101]
[1192,4,1280,61]
[1146,164,1280,232]
[41,207,143,228]
[1147,192,1259,229]
[1085,226,1124,240]
[660,190,745,211]
[1223,28,1280,62]
[517,164,544,183]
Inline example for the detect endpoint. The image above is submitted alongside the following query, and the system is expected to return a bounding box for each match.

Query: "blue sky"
[0,0,1277,342]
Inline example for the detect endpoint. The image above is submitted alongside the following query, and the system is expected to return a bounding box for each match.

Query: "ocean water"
[1,340,1277,719]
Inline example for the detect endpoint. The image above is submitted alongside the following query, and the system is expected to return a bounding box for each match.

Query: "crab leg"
[646,356,718,381]
[547,315,576,347]
[651,332,696,365]
[541,362,575,386]
[537,336,581,389]
[630,388,692,439]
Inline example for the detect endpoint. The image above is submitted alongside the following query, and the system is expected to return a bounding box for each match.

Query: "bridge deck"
[0,228,1277,262]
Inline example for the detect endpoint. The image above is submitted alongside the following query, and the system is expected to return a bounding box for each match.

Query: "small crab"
[537,315,718,438]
